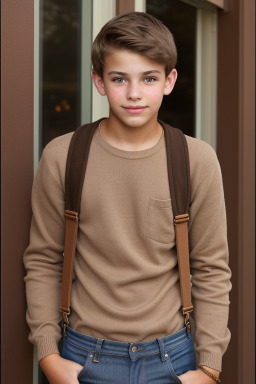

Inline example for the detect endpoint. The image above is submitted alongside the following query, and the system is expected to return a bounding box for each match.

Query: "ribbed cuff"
[198,352,222,372]
[36,336,60,362]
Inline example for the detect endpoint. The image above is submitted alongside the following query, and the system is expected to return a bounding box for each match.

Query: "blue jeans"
[61,326,196,383]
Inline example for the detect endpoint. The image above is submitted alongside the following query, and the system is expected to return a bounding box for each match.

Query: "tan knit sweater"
[24,124,231,371]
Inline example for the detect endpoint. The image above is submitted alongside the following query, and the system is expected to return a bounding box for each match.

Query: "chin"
[121,116,151,129]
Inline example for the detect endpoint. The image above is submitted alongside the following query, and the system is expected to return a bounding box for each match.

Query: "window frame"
[81,0,93,125]
[91,0,116,121]
[195,7,218,149]
[181,0,223,10]
[135,0,146,11]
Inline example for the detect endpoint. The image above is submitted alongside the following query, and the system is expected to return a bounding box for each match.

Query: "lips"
[123,106,147,114]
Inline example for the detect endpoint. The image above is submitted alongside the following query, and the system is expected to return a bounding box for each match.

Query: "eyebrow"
[107,70,162,76]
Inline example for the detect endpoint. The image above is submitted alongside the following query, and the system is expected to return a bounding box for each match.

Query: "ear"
[92,69,106,96]
[163,69,178,96]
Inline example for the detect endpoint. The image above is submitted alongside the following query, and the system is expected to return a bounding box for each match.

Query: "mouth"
[122,106,147,114]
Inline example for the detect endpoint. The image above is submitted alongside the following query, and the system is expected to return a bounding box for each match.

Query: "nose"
[126,81,142,100]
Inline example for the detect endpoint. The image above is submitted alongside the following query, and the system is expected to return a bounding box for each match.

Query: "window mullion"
[92,0,116,121]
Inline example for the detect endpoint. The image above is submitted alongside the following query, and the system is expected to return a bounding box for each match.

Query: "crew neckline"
[95,123,165,159]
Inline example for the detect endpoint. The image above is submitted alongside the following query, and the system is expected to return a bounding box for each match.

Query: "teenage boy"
[24,12,231,384]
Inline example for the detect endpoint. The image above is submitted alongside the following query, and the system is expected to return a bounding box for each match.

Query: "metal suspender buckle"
[183,306,193,335]
[61,306,71,336]
[184,312,191,335]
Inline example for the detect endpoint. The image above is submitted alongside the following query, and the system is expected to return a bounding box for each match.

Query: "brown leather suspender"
[61,119,103,333]
[163,123,193,333]
[60,119,193,335]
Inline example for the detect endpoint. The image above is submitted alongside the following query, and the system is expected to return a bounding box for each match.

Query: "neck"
[100,115,163,151]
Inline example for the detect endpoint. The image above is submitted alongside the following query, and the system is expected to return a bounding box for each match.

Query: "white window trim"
[92,0,116,121]
[180,0,216,10]
[206,0,224,9]
[135,0,146,12]
[196,8,217,149]
[81,0,93,125]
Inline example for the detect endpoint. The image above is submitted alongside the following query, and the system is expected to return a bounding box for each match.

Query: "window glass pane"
[147,0,196,137]
[40,0,82,151]
[36,1,89,382]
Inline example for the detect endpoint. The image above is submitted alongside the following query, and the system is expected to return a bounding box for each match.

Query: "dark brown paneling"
[116,0,135,15]
[1,0,34,383]
[217,4,239,381]
[237,0,255,382]
[217,0,255,383]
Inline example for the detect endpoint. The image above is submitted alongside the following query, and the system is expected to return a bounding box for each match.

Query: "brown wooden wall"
[116,0,135,14]
[217,0,255,382]
[1,0,34,383]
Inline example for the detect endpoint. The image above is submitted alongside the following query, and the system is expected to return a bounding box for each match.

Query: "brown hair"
[91,12,177,78]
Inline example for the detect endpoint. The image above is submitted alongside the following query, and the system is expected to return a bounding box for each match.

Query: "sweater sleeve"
[188,142,232,372]
[23,150,66,361]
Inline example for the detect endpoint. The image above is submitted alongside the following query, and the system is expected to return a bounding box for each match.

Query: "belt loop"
[93,338,104,363]
[157,338,167,362]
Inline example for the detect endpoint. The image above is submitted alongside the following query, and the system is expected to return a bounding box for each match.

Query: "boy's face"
[92,50,177,130]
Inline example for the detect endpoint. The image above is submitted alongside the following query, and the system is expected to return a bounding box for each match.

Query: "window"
[34,0,115,170]
[34,2,92,382]
[34,0,93,170]
[147,0,218,147]
[147,0,197,137]
[40,0,83,148]
[33,1,115,382]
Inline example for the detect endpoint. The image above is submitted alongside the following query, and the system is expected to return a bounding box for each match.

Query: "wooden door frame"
[1,0,34,383]
[217,0,255,382]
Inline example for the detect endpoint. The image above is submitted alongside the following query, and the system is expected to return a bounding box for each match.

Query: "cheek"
[148,89,164,105]
[105,86,124,103]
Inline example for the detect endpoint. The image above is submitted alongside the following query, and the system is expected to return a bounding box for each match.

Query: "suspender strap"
[160,121,193,333]
[61,210,78,334]
[61,119,193,334]
[160,121,190,215]
[175,214,193,333]
[65,119,105,213]
[60,118,104,332]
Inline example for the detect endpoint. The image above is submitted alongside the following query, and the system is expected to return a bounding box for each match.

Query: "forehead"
[103,50,166,76]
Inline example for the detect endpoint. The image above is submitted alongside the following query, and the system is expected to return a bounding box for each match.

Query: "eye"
[112,77,126,83]
[144,77,156,83]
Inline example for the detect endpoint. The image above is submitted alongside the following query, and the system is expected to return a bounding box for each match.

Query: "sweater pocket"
[144,198,174,244]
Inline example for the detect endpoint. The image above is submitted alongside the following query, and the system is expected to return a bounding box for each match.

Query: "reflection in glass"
[147,0,196,137]
[40,0,82,150]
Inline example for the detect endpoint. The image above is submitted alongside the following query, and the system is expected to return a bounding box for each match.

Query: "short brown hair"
[91,12,177,78]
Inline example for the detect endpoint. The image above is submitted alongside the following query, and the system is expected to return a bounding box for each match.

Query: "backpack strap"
[61,119,193,335]
[160,121,193,334]
[60,118,104,333]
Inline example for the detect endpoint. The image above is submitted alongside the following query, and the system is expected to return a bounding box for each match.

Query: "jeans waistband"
[65,326,190,359]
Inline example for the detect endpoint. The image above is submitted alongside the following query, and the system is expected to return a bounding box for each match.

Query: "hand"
[39,353,83,384]
[178,368,219,384]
